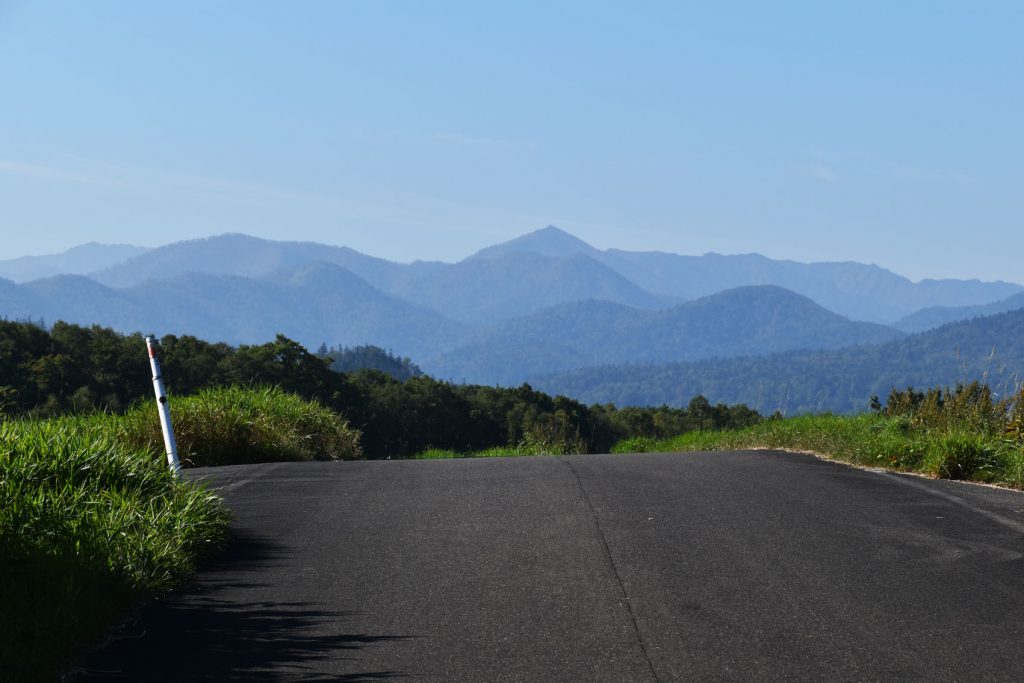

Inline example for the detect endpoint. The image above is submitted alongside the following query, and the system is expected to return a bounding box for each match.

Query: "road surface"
[72,451,1024,681]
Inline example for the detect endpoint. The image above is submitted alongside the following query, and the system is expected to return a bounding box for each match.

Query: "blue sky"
[1,1,1021,282]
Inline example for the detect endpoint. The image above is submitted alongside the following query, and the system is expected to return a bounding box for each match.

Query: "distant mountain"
[4,228,1021,370]
[426,286,904,384]
[90,233,403,289]
[89,232,673,324]
[467,225,603,261]
[894,292,1024,333]
[76,228,1024,325]
[383,251,675,324]
[0,243,149,283]
[471,227,1022,323]
[530,308,1024,414]
[21,275,149,330]
[0,277,44,321]
[2,263,465,357]
[600,250,1024,323]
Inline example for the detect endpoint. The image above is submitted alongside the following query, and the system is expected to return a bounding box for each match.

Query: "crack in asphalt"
[564,457,661,683]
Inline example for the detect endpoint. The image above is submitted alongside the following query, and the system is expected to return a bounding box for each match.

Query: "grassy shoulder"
[0,418,229,681]
[611,412,1024,489]
[0,386,362,680]
[117,385,363,466]
[411,384,1024,492]
[412,434,587,459]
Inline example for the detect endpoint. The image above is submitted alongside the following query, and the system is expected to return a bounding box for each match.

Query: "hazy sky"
[1,1,1021,282]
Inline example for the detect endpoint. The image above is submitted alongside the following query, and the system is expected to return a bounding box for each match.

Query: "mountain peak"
[466,225,599,261]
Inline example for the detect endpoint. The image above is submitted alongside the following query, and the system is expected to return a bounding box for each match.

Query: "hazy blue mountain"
[598,251,1024,323]
[530,308,1024,414]
[4,263,465,358]
[383,251,676,324]
[470,227,1022,323]
[77,228,1023,325]
[7,227,1022,365]
[0,277,45,321]
[88,232,671,324]
[425,286,904,384]
[0,243,149,283]
[21,275,149,330]
[894,292,1024,333]
[90,233,406,289]
[467,224,603,261]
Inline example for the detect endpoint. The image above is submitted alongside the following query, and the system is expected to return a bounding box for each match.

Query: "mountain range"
[531,308,1024,415]
[2,226,1023,410]
[428,286,904,385]
[466,227,1023,323]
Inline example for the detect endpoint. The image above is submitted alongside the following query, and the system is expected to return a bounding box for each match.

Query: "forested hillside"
[427,286,903,384]
[894,292,1024,333]
[533,309,1024,414]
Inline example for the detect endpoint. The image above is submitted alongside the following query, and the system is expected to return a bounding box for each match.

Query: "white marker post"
[146,335,182,477]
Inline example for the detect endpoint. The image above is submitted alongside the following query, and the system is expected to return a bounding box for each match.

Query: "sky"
[0,1,1021,282]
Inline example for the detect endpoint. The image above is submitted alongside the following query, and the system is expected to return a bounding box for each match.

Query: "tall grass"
[1,385,363,679]
[0,418,230,680]
[611,411,1024,489]
[117,385,362,466]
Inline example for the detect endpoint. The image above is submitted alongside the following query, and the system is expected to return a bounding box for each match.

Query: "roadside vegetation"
[0,418,229,680]
[612,382,1024,489]
[0,384,360,680]
[116,385,362,466]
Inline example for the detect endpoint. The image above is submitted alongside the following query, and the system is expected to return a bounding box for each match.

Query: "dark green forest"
[317,343,423,380]
[0,320,762,458]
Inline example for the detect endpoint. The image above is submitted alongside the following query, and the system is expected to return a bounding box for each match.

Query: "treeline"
[0,320,762,458]
[316,343,423,381]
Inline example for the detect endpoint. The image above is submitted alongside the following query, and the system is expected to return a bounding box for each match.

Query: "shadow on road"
[68,530,413,681]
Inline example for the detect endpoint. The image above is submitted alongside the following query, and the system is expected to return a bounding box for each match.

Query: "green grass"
[0,385,364,680]
[409,409,1024,489]
[410,446,526,459]
[611,413,1024,489]
[117,385,363,466]
[412,448,463,459]
[0,417,230,681]
[411,440,582,459]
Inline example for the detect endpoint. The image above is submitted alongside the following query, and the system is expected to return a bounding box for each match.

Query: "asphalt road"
[72,451,1024,681]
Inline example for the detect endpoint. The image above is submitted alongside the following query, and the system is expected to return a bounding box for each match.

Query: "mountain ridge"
[425,285,904,385]
[0,243,150,283]
[3,263,466,357]
[894,292,1024,333]
[529,308,1024,414]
